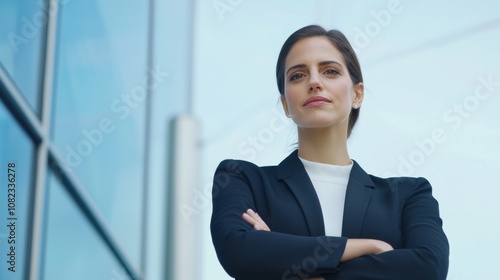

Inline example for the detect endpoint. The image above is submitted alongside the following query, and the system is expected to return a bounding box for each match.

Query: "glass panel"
[50,0,148,267]
[42,172,127,280]
[0,0,46,113]
[0,100,35,280]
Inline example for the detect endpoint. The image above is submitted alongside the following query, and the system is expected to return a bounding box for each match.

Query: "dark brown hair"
[276,25,363,137]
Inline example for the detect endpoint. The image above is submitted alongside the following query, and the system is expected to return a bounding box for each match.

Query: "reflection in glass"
[0,100,34,280]
[0,0,46,113]
[43,172,126,280]
[51,0,148,267]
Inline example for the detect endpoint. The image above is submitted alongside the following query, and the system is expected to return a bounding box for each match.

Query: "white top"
[299,157,353,237]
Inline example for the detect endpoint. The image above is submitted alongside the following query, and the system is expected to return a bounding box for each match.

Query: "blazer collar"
[278,150,325,236]
[277,150,375,238]
[342,158,375,238]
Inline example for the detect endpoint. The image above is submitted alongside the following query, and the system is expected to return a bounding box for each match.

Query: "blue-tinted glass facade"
[42,172,124,279]
[1,0,195,279]
[0,0,46,114]
[50,0,148,267]
[0,0,160,279]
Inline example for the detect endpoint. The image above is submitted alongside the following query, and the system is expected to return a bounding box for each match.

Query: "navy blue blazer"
[210,150,449,280]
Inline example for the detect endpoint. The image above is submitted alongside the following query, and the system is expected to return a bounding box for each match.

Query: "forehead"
[285,36,346,68]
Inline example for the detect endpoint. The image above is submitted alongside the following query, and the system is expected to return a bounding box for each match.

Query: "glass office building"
[1,0,196,279]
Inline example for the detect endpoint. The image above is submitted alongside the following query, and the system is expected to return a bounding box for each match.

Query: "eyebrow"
[286,60,343,76]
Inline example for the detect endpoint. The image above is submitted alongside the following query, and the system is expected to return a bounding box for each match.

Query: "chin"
[297,115,347,128]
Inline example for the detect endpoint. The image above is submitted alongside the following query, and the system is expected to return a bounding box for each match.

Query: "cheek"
[284,88,302,110]
[332,82,354,104]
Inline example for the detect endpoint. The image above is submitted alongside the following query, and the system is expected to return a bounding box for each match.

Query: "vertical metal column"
[167,115,200,280]
[140,0,156,277]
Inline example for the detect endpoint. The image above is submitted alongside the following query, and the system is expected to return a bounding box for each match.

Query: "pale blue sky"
[193,1,500,279]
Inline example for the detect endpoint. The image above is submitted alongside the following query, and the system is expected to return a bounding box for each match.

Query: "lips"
[303,96,331,107]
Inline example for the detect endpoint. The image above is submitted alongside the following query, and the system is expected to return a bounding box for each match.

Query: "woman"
[210,25,449,280]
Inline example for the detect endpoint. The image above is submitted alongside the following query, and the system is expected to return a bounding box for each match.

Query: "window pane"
[0,100,35,280]
[43,172,127,280]
[0,0,46,113]
[50,0,148,267]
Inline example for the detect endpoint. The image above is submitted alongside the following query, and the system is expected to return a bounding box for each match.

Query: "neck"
[297,126,351,166]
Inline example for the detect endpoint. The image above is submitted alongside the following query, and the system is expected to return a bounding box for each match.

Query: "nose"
[308,73,323,93]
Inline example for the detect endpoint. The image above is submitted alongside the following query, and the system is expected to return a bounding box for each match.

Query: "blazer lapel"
[341,160,375,238]
[277,150,325,236]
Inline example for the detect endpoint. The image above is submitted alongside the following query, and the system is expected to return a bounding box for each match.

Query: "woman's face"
[282,36,363,130]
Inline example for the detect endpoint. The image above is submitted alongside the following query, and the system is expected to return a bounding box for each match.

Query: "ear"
[280,95,290,116]
[353,82,364,105]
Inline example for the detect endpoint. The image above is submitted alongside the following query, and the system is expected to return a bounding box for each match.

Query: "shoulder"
[369,174,434,198]
[351,160,432,193]
[215,159,277,179]
[369,175,431,189]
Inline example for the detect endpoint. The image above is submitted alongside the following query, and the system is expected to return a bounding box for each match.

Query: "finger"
[246,209,265,223]
[243,213,265,231]
[243,210,270,231]
[242,212,258,225]
[246,209,270,231]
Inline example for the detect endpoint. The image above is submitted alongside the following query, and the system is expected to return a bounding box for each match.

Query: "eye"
[289,72,305,81]
[324,68,340,76]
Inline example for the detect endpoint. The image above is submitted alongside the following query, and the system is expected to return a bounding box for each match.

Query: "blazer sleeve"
[210,160,347,280]
[325,177,449,280]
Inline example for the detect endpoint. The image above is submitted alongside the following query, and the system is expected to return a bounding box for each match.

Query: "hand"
[370,239,394,255]
[242,210,324,280]
[242,209,270,231]
[341,239,394,262]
